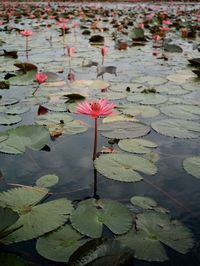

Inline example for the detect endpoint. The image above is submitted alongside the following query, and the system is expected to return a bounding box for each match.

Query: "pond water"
[0,1,200,266]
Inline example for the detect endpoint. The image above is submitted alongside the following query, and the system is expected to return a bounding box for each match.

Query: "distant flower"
[58,18,68,23]
[152,35,161,42]
[67,47,76,57]
[35,72,48,84]
[76,99,115,119]
[57,22,68,30]
[72,22,79,28]
[101,46,108,57]
[159,27,170,33]
[20,30,33,37]
[163,20,172,25]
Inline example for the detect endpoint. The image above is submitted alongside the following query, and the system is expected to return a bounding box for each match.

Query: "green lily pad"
[130,196,157,209]
[68,238,133,266]
[0,98,19,106]
[71,198,133,238]
[0,125,50,154]
[5,104,30,115]
[42,102,67,112]
[151,119,200,138]
[183,156,200,179]
[131,76,167,86]
[96,91,126,100]
[118,211,194,262]
[99,122,150,139]
[127,93,167,105]
[118,139,157,154]
[119,104,160,118]
[8,69,37,86]
[36,174,59,188]
[156,83,188,95]
[0,187,73,244]
[0,115,22,125]
[103,114,138,123]
[36,224,89,262]
[0,253,25,266]
[0,207,19,239]
[94,154,157,182]
[160,104,200,120]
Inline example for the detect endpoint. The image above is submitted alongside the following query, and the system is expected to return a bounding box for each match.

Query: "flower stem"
[32,84,39,96]
[26,37,28,60]
[92,118,98,161]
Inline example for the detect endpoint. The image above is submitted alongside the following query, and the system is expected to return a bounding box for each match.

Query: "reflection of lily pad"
[118,211,194,262]
[71,198,132,238]
[118,139,157,154]
[36,224,88,263]
[151,119,200,138]
[183,156,200,179]
[0,187,73,244]
[94,154,157,182]
[99,121,150,139]
[160,104,200,120]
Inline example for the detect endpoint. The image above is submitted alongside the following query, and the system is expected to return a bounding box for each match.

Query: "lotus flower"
[35,73,48,84]
[76,99,115,160]
[32,73,48,96]
[20,30,33,59]
[20,30,33,37]
[101,46,108,65]
[76,99,115,119]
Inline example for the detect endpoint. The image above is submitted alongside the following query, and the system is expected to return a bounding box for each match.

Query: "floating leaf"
[36,224,89,263]
[131,76,167,86]
[8,70,37,86]
[156,83,188,95]
[0,187,73,244]
[0,98,19,106]
[118,139,157,154]
[130,196,157,210]
[68,238,133,266]
[183,156,200,179]
[99,122,150,139]
[0,253,25,266]
[36,174,59,188]
[71,198,133,238]
[151,119,200,138]
[119,104,160,118]
[0,207,19,239]
[0,125,50,154]
[94,154,157,182]
[103,114,138,123]
[118,211,194,262]
[14,62,38,72]
[127,93,167,105]
[5,104,30,115]
[0,115,22,125]
[42,102,67,112]
[160,104,200,120]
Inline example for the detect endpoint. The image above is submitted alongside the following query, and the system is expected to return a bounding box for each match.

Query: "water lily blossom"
[67,47,76,57]
[20,30,33,37]
[35,72,48,84]
[76,99,115,160]
[77,99,115,119]
[32,72,48,96]
[20,29,33,59]
[101,46,108,65]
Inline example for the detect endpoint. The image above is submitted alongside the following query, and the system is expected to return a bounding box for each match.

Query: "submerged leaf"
[36,174,59,188]
[130,196,157,210]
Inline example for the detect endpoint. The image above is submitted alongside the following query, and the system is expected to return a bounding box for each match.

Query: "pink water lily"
[67,47,76,57]
[35,72,48,84]
[163,20,172,25]
[101,46,108,65]
[76,99,115,119]
[152,34,161,42]
[20,30,33,37]
[76,99,115,160]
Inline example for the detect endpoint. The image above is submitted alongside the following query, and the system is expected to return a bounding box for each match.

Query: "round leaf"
[118,139,157,154]
[36,174,59,188]
[94,154,157,182]
[130,196,157,209]
[183,156,200,179]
